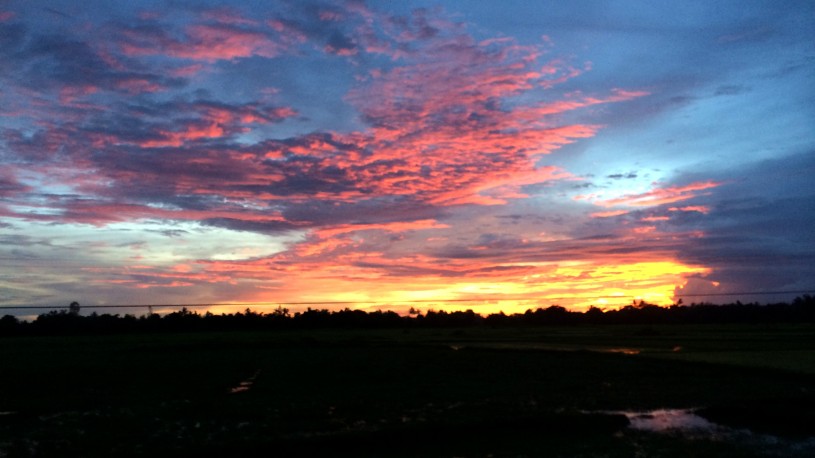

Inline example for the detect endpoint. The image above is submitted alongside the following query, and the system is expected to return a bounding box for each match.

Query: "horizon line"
[1,289,813,310]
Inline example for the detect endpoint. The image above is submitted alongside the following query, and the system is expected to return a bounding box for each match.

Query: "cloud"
[714,84,750,96]
[665,152,815,297]
[106,99,297,148]
[314,219,449,239]
[3,31,183,98]
[2,2,711,312]
[607,172,638,179]
[576,181,722,208]
[0,168,31,198]
[590,210,629,218]
[2,3,648,235]
[669,206,709,214]
[118,14,289,62]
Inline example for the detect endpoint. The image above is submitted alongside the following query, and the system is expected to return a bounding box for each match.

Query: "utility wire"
[0,290,812,310]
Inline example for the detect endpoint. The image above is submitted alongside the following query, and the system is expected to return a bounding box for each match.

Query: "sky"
[1,0,813,316]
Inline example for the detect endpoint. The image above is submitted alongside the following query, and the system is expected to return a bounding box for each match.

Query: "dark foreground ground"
[1,324,814,457]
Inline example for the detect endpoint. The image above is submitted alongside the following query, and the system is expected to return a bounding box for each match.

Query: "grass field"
[1,324,813,457]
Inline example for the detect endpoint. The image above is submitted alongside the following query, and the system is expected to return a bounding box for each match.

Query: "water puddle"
[618,408,715,432]
[597,408,815,456]
[229,369,261,394]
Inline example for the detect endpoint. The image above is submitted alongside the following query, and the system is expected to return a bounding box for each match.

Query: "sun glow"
[223,259,710,316]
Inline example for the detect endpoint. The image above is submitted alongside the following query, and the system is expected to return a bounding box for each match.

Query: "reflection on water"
[621,409,715,432]
[603,408,815,457]
[230,369,261,394]
[601,348,641,355]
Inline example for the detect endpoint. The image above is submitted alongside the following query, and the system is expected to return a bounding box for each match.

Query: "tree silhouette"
[1,297,814,336]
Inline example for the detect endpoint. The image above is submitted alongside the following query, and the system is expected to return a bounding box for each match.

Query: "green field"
[1,324,814,457]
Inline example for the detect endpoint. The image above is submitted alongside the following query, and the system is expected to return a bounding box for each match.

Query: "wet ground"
[1,325,813,456]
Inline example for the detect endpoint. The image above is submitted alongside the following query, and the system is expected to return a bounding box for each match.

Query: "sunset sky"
[1,1,813,315]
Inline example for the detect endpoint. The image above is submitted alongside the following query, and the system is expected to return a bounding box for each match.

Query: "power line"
[0,290,811,310]
[674,290,814,297]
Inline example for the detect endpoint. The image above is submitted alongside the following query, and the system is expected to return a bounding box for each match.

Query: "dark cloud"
[324,30,357,55]
[14,33,182,94]
[80,97,294,148]
[672,151,815,292]
[282,197,444,226]
[0,172,30,197]
[0,22,26,58]
[149,229,190,238]
[200,218,304,234]
[606,172,638,179]
[272,171,356,196]
[713,84,750,96]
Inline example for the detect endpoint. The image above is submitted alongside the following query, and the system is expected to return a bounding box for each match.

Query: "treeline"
[1,296,814,336]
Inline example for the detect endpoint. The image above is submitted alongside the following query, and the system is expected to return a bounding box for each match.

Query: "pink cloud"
[334,32,644,208]
[669,205,710,214]
[94,101,297,148]
[319,10,344,22]
[0,167,32,198]
[578,181,722,208]
[529,89,649,117]
[136,281,195,289]
[591,210,630,218]
[169,64,205,77]
[266,19,308,44]
[33,6,647,232]
[120,20,286,62]
[52,10,650,240]
[58,85,100,104]
[295,237,358,258]
[139,123,226,148]
[641,215,671,222]
[315,219,449,238]
[114,78,165,94]
[201,7,259,26]
[177,24,282,61]
[633,226,657,234]
[1,4,697,314]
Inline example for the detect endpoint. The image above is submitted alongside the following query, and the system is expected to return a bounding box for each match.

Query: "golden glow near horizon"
[220,259,711,316]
